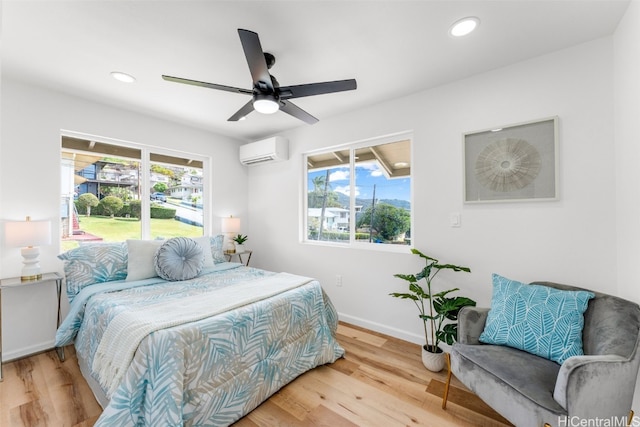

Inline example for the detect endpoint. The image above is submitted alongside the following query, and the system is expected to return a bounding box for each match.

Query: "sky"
[308,161,411,202]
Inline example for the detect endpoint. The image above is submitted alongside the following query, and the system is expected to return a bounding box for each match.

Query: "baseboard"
[2,340,55,362]
[338,312,424,345]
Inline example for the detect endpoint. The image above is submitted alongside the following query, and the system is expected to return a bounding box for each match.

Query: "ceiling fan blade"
[227,100,255,121]
[279,100,318,124]
[279,79,357,99]
[238,29,274,93]
[162,75,252,95]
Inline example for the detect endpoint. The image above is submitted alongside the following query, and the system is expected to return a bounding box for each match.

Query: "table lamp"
[4,216,52,281]
[220,215,240,254]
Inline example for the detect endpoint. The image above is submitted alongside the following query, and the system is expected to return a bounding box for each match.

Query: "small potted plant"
[390,248,475,372]
[232,234,248,253]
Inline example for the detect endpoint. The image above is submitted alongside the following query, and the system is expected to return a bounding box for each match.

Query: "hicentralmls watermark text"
[557,415,640,427]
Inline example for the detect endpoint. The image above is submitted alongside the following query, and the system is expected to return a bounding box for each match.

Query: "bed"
[55,237,344,426]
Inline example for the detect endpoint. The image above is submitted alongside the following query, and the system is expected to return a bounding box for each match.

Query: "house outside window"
[61,134,209,251]
[304,132,412,250]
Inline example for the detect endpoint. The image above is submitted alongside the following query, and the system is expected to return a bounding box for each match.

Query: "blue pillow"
[154,237,204,281]
[58,242,128,302]
[479,274,594,364]
[210,234,225,264]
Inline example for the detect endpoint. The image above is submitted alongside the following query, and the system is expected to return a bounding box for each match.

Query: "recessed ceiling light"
[449,16,480,37]
[110,71,136,83]
[394,162,410,168]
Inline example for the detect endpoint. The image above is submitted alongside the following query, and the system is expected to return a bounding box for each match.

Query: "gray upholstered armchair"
[443,281,640,427]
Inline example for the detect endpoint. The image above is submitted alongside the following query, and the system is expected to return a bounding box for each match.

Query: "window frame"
[302,131,413,253]
[60,130,212,243]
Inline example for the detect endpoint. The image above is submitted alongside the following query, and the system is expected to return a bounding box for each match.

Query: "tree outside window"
[305,134,412,247]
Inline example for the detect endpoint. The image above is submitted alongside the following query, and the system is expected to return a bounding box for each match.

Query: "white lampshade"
[5,217,51,248]
[221,216,241,234]
[221,216,241,254]
[4,216,51,281]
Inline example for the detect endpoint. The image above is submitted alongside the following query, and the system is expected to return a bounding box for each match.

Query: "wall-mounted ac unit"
[239,136,289,166]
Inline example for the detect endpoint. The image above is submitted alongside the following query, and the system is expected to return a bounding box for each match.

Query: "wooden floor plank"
[0,322,511,426]
[337,324,388,347]
[427,380,513,426]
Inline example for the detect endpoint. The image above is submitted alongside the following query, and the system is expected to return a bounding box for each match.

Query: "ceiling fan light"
[253,94,280,114]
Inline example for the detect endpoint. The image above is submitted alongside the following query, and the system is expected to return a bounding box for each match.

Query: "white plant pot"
[421,346,445,372]
[234,244,245,254]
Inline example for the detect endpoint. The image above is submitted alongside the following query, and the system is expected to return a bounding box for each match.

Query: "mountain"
[335,192,410,210]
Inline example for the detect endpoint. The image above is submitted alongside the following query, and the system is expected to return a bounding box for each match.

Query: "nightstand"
[0,272,65,381]
[225,250,253,266]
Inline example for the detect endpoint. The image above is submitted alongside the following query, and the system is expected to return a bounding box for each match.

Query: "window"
[304,132,412,248]
[148,153,205,240]
[61,135,209,251]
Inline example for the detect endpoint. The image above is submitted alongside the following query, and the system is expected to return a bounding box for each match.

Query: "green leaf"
[439,323,459,345]
[432,288,460,299]
[389,292,419,301]
[415,265,433,282]
[433,263,471,273]
[408,283,427,298]
[434,297,476,320]
[411,248,439,264]
[393,273,417,283]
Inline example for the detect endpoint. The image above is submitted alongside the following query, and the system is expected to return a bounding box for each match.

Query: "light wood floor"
[0,322,512,426]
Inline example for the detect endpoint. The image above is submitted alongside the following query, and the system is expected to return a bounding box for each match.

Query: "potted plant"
[390,248,475,372]
[232,234,248,253]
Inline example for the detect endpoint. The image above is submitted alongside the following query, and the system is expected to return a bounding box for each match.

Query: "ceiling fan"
[162,29,357,124]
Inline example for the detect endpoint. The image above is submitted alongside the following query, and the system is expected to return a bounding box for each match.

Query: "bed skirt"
[77,349,109,409]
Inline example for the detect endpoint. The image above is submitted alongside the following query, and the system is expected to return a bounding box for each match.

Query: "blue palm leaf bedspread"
[56,263,345,426]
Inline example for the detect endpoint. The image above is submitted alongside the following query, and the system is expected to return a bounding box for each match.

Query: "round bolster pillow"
[154,237,204,281]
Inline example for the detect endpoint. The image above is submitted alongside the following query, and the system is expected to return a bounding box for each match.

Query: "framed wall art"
[463,116,558,203]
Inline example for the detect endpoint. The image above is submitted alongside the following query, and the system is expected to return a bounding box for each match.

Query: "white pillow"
[193,236,215,268]
[125,239,164,281]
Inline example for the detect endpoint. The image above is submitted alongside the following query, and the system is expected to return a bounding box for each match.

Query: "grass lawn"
[62,215,203,251]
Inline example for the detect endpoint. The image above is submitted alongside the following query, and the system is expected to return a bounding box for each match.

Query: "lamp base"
[21,246,42,282]
[224,233,236,254]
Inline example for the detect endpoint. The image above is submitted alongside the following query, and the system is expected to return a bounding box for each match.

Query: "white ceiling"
[2,0,630,142]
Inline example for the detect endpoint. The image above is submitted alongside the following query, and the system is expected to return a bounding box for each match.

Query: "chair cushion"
[479,274,594,364]
[154,237,204,281]
[452,343,566,420]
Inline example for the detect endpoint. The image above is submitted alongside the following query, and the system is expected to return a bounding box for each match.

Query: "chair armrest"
[457,306,490,345]
[553,354,637,416]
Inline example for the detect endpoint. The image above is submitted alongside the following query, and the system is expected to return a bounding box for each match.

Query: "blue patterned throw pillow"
[479,274,594,364]
[210,234,225,264]
[58,242,128,302]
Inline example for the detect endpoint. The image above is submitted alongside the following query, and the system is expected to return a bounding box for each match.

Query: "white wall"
[614,0,640,412]
[615,1,640,304]
[0,78,248,360]
[247,37,616,346]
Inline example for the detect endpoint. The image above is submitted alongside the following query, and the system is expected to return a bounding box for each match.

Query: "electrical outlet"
[336,275,343,287]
